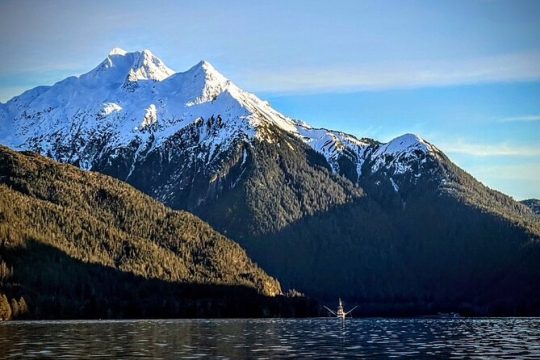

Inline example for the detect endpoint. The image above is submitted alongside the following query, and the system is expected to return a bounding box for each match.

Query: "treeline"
[1,243,315,319]
[0,146,317,319]
[0,258,28,320]
[0,293,28,321]
[520,199,540,217]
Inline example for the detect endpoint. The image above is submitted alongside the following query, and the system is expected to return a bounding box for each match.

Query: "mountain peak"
[195,59,213,69]
[162,59,235,107]
[108,47,128,56]
[83,48,175,85]
[184,60,227,82]
[124,49,174,82]
[375,133,434,157]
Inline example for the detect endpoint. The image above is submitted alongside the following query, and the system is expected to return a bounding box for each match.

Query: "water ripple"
[0,318,539,359]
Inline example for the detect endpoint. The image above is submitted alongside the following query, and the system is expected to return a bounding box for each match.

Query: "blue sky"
[0,0,539,199]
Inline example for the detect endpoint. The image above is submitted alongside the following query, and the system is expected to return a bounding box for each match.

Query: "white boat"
[324,298,357,319]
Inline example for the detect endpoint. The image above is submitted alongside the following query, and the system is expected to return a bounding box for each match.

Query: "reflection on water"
[1,318,539,359]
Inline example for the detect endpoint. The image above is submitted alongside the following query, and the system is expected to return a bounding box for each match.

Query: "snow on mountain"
[0,48,439,184]
[371,133,440,175]
[83,48,175,84]
[295,124,374,175]
[374,133,433,158]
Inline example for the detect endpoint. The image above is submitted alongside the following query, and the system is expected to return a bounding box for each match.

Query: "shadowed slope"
[0,146,320,319]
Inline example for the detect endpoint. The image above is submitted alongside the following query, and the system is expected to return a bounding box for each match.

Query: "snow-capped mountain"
[3,49,539,314]
[0,48,441,193]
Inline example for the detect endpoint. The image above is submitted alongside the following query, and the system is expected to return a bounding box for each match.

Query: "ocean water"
[1,318,539,359]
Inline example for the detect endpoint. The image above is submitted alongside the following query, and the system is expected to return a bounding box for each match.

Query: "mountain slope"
[0,146,321,319]
[1,49,540,315]
[521,199,540,216]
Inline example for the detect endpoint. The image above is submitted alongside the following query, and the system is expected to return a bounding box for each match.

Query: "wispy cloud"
[438,140,540,157]
[471,163,540,181]
[239,51,540,94]
[499,115,540,123]
[462,162,540,200]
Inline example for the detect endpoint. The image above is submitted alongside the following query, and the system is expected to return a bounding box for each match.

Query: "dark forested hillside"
[78,125,540,316]
[198,132,540,316]
[521,199,540,216]
[0,146,315,319]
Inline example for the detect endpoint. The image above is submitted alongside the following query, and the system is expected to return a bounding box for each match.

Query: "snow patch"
[241,148,248,166]
[371,133,436,175]
[294,124,370,173]
[140,104,157,129]
[390,178,399,192]
[99,102,122,118]
[374,133,433,158]
[109,47,127,56]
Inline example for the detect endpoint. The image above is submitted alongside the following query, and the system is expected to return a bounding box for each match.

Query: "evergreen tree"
[10,298,19,318]
[0,260,10,281]
[0,294,11,320]
[18,297,29,317]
